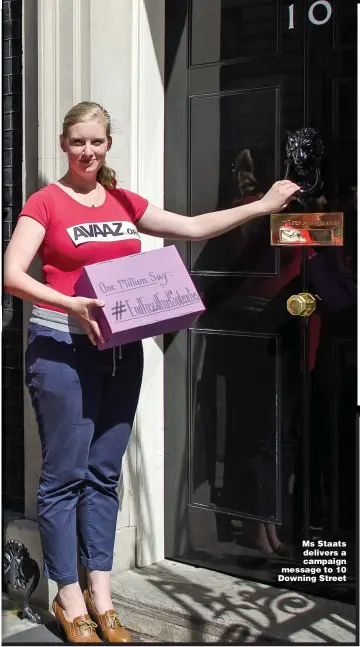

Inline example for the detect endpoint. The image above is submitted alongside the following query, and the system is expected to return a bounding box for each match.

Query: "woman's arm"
[4,216,75,310]
[137,180,300,241]
[4,216,105,344]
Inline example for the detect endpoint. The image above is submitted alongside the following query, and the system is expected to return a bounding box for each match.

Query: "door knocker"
[284,127,324,205]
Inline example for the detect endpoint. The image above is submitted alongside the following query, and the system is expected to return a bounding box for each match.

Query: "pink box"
[75,245,205,350]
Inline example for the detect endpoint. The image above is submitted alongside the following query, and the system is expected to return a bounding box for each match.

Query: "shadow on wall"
[144,0,166,87]
[127,361,158,565]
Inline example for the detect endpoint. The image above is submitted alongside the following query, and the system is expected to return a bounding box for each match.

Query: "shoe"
[52,596,103,643]
[273,542,296,559]
[83,589,132,643]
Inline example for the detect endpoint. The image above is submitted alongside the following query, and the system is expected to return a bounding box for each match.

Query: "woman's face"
[60,120,112,178]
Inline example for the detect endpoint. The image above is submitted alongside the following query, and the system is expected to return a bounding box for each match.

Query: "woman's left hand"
[258,180,300,214]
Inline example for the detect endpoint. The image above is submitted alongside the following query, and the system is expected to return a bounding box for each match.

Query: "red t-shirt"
[19,183,148,313]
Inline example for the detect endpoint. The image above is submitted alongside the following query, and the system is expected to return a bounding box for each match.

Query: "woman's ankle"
[57,582,88,621]
[87,587,113,615]
[87,570,113,614]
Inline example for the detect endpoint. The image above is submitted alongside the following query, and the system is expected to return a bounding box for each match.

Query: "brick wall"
[3,0,24,512]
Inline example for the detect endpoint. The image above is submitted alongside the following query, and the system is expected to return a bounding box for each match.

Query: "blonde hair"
[62,101,117,190]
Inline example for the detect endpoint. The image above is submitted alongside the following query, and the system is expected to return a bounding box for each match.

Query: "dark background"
[3,0,24,513]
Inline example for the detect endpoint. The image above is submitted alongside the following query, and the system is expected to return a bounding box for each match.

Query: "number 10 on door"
[288,1,332,29]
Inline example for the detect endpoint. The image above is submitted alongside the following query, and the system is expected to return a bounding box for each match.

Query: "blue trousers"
[25,323,143,585]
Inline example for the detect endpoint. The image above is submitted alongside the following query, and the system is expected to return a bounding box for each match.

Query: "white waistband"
[29,305,86,334]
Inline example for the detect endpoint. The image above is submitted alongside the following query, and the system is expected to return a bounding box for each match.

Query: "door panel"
[190,330,281,519]
[190,0,280,65]
[164,0,356,603]
[189,88,280,272]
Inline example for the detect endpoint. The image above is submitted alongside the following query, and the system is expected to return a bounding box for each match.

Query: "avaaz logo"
[66,221,140,246]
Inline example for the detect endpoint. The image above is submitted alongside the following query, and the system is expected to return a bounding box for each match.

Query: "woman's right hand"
[258,180,300,214]
[65,296,105,345]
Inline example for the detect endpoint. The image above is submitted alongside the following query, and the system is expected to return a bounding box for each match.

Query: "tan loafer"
[83,589,132,643]
[52,596,103,643]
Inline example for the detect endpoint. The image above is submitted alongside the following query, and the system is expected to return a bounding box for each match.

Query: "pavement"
[110,561,357,644]
[2,596,61,644]
[1,595,152,644]
[2,561,358,644]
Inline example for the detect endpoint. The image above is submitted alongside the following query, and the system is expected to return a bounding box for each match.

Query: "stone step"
[111,560,357,644]
[2,594,147,644]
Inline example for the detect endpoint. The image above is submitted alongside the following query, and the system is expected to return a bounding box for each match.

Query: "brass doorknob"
[287,293,316,316]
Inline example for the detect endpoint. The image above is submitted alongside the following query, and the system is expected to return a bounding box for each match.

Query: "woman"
[4,101,299,643]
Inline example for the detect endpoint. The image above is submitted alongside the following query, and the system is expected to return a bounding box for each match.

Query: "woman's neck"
[60,169,98,194]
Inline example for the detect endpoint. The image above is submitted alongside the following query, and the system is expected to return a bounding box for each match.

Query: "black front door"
[164,0,356,603]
